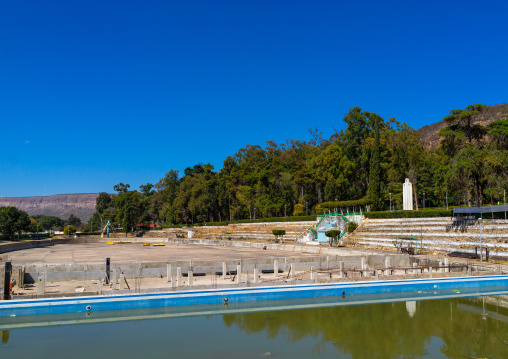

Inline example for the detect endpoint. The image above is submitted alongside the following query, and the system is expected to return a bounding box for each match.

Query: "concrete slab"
[7,242,315,265]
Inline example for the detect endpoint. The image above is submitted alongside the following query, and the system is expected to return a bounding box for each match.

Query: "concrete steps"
[151,221,316,242]
[350,217,508,257]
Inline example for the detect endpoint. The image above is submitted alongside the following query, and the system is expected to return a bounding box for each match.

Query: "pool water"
[1,290,508,358]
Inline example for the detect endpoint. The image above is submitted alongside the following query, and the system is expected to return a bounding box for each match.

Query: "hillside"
[418,103,508,149]
[0,193,99,221]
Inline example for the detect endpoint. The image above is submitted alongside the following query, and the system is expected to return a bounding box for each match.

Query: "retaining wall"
[16,252,409,283]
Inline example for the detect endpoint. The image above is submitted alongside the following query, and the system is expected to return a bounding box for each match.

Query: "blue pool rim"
[1,275,507,317]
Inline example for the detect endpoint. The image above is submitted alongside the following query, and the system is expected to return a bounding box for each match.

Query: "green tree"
[293,204,304,216]
[139,183,155,196]
[65,214,81,227]
[367,114,382,210]
[32,215,65,231]
[0,207,31,240]
[113,182,130,193]
[325,229,340,246]
[95,192,112,213]
[114,191,147,232]
[438,104,489,207]
[63,225,77,235]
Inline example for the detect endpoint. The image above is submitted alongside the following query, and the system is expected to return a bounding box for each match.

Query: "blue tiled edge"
[1,275,507,317]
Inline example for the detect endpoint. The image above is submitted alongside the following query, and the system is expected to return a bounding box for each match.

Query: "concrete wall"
[17,253,408,283]
[0,263,5,300]
[0,238,71,254]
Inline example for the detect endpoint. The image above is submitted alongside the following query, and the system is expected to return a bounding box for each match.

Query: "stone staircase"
[349,217,508,257]
[145,221,316,243]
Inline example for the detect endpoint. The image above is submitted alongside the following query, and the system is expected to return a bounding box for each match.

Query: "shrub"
[325,229,340,238]
[347,221,358,232]
[237,216,315,224]
[63,225,77,235]
[364,209,453,219]
[272,230,286,236]
[320,197,370,209]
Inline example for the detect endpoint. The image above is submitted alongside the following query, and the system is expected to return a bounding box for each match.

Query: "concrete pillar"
[167,264,171,282]
[18,265,25,287]
[363,264,368,277]
[290,264,294,279]
[254,268,259,283]
[237,265,242,283]
[171,277,176,288]
[0,263,6,301]
[439,261,444,273]
[310,266,316,281]
[413,263,417,275]
[429,267,432,278]
[188,270,194,286]
[468,266,472,276]
[97,279,103,294]
[177,267,182,286]
[444,258,449,273]
[245,274,250,286]
[274,260,279,277]
[119,273,125,290]
[339,262,344,278]
[361,257,365,270]
[222,262,227,280]
[112,269,117,288]
[375,270,379,280]
[385,256,390,269]
[37,276,45,295]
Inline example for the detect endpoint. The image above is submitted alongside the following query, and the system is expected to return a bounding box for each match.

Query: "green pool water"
[1,293,508,359]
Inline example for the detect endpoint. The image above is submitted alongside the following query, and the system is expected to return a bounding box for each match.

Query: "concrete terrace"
[351,217,508,257]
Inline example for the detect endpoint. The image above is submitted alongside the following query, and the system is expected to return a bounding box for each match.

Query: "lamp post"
[423,193,426,209]
[479,217,483,262]
[285,204,287,217]
[446,190,448,210]
[389,193,392,212]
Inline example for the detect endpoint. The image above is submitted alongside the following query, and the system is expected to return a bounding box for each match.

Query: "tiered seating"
[153,221,316,242]
[349,217,508,255]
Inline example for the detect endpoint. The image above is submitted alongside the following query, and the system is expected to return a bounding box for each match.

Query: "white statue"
[403,178,413,210]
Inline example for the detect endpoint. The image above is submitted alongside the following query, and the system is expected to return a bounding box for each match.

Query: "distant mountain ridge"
[418,103,508,149]
[0,193,99,221]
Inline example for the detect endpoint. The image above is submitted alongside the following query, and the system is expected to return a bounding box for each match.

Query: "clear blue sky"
[1,0,507,197]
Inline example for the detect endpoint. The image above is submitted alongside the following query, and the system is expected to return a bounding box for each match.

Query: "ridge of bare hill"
[0,193,99,221]
[418,103,508,149]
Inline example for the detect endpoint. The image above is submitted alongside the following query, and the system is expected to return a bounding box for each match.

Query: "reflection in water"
[1,330,9,344]
[223,296,508,359]
[405,301,416,318]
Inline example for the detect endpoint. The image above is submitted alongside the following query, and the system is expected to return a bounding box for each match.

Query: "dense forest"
[87,104,508,231]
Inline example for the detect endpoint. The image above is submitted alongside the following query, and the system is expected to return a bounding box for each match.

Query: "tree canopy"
[87,105,508,229]
[0,206,31,240]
